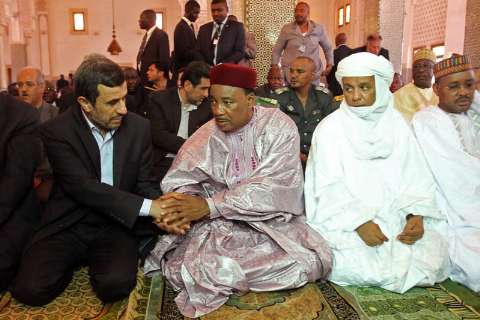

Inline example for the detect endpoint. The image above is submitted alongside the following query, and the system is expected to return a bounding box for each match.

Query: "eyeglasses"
[16,81,38,88]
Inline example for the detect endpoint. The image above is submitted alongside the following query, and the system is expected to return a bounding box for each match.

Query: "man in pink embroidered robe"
[144,63,332,317]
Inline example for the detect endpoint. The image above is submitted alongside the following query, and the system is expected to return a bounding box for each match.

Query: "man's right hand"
[150,199,190,235]
[355,220,389,247]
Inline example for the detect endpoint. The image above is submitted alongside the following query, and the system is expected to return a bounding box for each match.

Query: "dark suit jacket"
[32,106,160,244]
[196,20,245,65]
[148,87,212,179]
[173,19,201,72]
[327,44,352,96]
[0,94,42,226]
[353,45,389,60]
[138,27,170,84]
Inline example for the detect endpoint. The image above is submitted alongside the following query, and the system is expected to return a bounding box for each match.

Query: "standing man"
[327,33,351,97]
[0,94,42,293]
[145,63,332,318]
[228,14,257,68]
[394,48,438,121]
[137,9,170,86]
[196,0,245,66]
[17,67,59,123]
[172,0,201,75]
[56,74,69,91]
[272,2,333,85]
[11,54,167,306]
[412,55,480,292]
[353,33,389,60]
[148,61,212,182]
[276,56,334,165]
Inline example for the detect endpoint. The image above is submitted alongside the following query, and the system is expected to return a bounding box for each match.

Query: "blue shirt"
[82,112,152,216]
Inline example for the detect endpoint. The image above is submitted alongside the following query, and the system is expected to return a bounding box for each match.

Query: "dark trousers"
[0,192,39,292]
[11,215,139,306]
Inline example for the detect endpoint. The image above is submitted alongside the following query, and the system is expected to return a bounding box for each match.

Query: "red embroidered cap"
[210,63,257,89]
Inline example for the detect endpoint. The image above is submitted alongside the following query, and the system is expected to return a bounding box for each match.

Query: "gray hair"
[18,66,45,85]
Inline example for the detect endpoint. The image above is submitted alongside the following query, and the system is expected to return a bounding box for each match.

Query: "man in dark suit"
[172,0,201,75]
[137,9,170,86]
[0,94,42,293]
[196,0,245,66]
[353,33,389,60]
[11,54,174,306]
[327,33,352,97]
[148,61,212,182]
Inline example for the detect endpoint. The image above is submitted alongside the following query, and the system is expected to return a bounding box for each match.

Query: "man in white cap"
[305,52,449,293]
[394,48,438,121]
[412,54,480,292]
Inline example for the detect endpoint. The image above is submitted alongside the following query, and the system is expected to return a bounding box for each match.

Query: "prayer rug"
[340,282,480,320]
[0,267,152,320]
[153,274,480,320]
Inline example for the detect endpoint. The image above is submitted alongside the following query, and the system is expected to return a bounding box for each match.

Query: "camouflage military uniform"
[275,85,335,155]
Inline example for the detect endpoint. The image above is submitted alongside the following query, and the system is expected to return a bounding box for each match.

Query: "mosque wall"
[244,0,295,85]
[44,0,181,76]
[379,0,405,73]
[0,0,477,90]
[463,0,480,68]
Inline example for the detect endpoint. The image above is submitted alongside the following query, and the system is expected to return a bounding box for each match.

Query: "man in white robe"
[305,52,449,293]
[412,54,480,292]
[145,63,332,317]
[394,48,439,121]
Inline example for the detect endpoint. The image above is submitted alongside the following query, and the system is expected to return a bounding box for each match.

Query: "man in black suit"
[137,9,170,86]
[0,94,42,293]
[172,0,201,75]
[327,33,352,97]
[148,61,212,182]
[196,0,245,66]
[353,33,389,60]
[11,54,175,306]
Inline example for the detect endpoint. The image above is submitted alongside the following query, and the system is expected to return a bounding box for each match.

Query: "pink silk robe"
[145,106,332,317]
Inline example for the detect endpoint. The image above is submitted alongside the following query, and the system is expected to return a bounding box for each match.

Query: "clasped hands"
[149,192,210,235]
[355,215,424,247]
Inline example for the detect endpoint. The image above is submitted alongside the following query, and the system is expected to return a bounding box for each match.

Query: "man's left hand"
[159,192,210,224]
[397,215,424,245]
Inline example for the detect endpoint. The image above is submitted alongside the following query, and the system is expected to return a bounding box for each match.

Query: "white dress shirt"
[211,17,228,65]
[166,90,198,158]
[82,111,152,216]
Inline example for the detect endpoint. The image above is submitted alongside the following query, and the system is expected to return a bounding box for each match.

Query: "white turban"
[335,52,397,159]
[336,52,394,123]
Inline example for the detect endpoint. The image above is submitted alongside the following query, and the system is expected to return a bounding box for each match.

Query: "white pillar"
[444,0,467,54]
[0,27,7,89]
[379,0,406,73]
[38,12,50,76]
[400,0,415,82]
